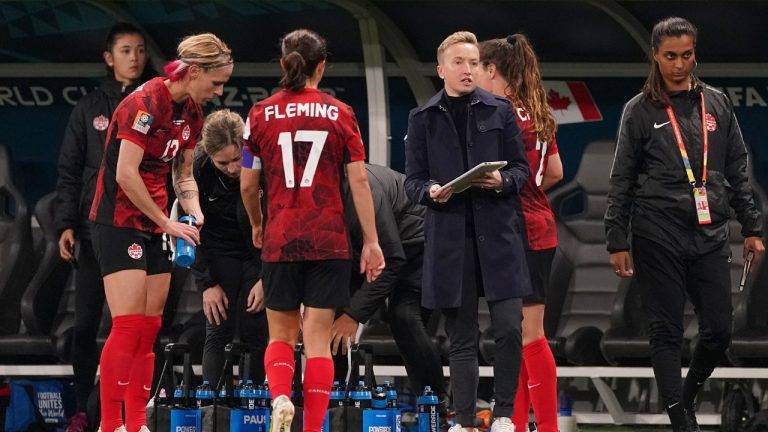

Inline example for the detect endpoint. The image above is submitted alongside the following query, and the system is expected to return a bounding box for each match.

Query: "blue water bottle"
[241,379,257,410]
[196,380,214,408]
[384,380,398,408]
[329,381,345,408]
[372,386,388,409]
[418,386,439,432]
[350,380,372,409]
[174,215,196,267]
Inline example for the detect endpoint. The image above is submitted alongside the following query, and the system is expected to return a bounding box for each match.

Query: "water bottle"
[233,380,243,409]
[196,380,214,408]
[372,386,388,409]
[384,380,398,409]
[418,386,439,432]
[217,383,229,408]
[256,381,269,408]
[262,380,272,407]
[329,381,345,408]
[350,380,371,409]
[173,383,186,408]
[241,379,257,410]
[174,215,196,267]
[557,393,578,432]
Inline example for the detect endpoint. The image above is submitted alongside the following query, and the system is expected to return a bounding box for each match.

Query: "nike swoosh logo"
[654,121,671,129]
[527,383,541,389]
[208,196,219,202]
[118,380,130,386]
[144,385,152,391]
[667,402,679,408]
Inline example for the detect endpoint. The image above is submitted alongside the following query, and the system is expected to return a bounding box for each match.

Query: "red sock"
[125,315,161,432]
[512,359,530,431]
[302,357,334,432]
[524,337,558,432]
[99,315,144,432]
[264,341,296,399]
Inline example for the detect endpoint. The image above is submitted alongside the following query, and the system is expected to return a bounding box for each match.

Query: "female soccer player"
[55,22,150,432]
[477,34,563,432]
[89,33,233,432]
[241,29,385,432]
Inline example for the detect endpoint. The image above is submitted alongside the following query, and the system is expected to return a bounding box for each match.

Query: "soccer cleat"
[138,426,151,432]
[65,412,88,432]
[490,417,516,432]
[270,395,295,432]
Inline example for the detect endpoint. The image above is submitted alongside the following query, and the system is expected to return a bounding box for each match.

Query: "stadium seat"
[0,144,36,336]
[0,192,69,362]
[542,139,619,365]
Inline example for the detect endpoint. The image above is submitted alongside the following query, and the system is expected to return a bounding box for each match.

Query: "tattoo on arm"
[172,150,185,180]
[179,190,199,200]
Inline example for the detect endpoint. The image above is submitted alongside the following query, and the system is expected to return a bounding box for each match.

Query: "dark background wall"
[1,0,766,206]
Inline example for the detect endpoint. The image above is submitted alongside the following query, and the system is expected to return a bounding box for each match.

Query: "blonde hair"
[437,31,478,63]
[200,109,244,156]
[164,33,233,82]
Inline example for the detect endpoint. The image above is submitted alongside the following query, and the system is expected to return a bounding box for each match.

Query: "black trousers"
[71,238,106,412]
[202,254,269,387]
[633,235,732,408]
[442,236,523,425]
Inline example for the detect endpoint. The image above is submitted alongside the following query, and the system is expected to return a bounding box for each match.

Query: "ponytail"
[280,51,309,92]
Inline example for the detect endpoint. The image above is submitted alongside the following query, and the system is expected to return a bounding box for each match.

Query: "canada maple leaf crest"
[547,89,572,110]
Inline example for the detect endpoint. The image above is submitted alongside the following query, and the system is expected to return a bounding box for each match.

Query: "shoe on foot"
[138,426,151,432]
[270,395,295,432]
[65,412,88,432]
[685,409,701,432]
[490,417,516,432]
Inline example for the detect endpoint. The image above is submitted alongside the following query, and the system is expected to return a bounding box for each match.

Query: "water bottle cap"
[424,386,432,392]
[179,215,196,224]
[203,380,209,384]
[246,379,253,384]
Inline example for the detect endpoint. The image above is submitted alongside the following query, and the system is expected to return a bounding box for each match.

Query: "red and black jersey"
[245,87,367,262]
[89,77,203,233]
[515,106,559,250]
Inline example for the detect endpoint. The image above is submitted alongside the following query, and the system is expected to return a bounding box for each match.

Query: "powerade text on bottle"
[418,386,439,432]
[350,380,372,409]
[241,379,257,410]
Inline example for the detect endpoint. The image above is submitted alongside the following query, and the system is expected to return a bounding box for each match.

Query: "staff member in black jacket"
[331,164,446,403]
[605,17,764,432]
[192,109,269,387]
[54,23,150,432]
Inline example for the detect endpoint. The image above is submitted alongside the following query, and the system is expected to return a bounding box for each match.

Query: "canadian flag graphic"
[543,81,602,124]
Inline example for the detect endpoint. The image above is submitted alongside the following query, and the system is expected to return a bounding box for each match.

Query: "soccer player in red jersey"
[477,35,563,432]
[88,33,233,432]
[241,29,385,432]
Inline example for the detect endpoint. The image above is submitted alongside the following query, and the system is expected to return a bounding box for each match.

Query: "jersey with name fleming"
[515,106,559,250]
[90,77,203,233]
[245,87,367,262]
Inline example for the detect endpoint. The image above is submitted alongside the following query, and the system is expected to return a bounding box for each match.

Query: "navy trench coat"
[404,88,532,309]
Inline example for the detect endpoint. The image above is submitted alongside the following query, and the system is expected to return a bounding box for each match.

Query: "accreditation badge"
[694,186,712,225]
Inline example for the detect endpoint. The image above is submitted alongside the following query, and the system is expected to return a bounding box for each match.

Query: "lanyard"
[666,91,708,186]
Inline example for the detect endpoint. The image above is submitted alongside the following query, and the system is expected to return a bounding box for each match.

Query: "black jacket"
[54,78,138,238]
[343,164,425,323]
[190,152,261,291]
[605,80,762,254]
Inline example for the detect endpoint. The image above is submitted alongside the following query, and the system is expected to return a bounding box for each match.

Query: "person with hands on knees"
[54,22,150,432]
[605,17,764,432]
[240,29,384,432]
[476,34,563,432]
[405,31,531,432]
[192,109,269,388]
[88,33,233,432]
[330,164,447,408]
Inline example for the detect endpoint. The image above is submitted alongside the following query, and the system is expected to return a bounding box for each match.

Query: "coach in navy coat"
[404,85,532,309]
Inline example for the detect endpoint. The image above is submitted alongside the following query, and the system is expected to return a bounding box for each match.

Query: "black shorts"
[91,223,173,277]
[522,247,556,305]
[262,260,351,311]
